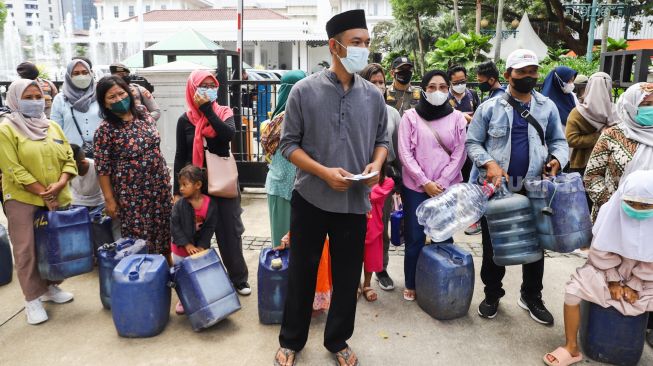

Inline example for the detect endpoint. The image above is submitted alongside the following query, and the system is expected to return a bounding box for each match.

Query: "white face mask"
[452,84,467,94]
[71,74,93,89]
[562,82,575,94]
[18,99,45,118]
[335,40,370,75]
[423,91,449,106]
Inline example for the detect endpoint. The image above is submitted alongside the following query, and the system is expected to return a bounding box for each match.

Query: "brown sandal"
[274,347,297,366]
[334,347,360,366]
[362,287,377,302]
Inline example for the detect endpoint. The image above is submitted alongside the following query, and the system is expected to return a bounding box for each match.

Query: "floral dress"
[94,110,172,256]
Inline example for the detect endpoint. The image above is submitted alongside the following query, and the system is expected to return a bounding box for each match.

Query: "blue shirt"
[507,104,531,183]
[449,89,476,113]
[488,85,506,100]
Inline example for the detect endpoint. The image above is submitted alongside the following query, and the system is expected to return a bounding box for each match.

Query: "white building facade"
[5,0,62,32]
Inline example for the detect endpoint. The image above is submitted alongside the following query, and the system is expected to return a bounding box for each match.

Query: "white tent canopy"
[488,13,549,62]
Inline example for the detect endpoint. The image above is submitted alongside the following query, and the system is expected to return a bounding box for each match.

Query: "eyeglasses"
[451,80,467,86]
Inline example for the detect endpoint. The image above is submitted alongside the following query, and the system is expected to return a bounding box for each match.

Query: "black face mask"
[395,70,413,85]
[478,80,493,92]
[511,76,537,94]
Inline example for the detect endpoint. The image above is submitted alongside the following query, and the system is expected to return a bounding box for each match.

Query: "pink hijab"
[3,79,50,140]
[185,70,234,167]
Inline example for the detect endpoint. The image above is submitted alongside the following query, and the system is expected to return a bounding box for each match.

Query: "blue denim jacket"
[465,90,569,185]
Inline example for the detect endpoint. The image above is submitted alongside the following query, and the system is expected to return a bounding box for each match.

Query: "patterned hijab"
[2,79,50,140]
[63,59,97,113]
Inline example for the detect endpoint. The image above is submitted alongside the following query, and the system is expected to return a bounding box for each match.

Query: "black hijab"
[415,70,454,121]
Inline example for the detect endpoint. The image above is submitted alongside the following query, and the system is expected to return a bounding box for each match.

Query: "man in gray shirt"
[274,9,388,366]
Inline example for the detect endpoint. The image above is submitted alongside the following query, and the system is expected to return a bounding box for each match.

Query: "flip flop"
[362,287,377,302]
[334,347,360,366]
[543,347,583,366]
[274,347,297,366]
[403,289,415,301]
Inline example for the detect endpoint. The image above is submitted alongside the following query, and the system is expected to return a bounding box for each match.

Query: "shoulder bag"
[204,139,239,198]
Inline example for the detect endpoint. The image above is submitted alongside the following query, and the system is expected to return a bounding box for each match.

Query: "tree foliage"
[607,37,628,52]
[426,32,492,70]
[0,1,7,32]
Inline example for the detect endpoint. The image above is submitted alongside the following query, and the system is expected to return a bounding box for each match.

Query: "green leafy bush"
[426,32,492,71]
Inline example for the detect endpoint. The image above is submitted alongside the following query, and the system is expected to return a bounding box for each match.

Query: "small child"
[70,144,104,209]
[170,165,219,314]
[361,167,395,302]
[543,170,653,366]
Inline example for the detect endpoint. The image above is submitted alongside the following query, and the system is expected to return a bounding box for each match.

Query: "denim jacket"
[465,90,569,185]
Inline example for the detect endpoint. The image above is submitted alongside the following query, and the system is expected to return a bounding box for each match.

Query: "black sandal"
[274,347,297,366]
[334,347,360,366]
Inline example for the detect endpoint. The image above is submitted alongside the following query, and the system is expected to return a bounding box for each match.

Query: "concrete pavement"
[0,192,651,365]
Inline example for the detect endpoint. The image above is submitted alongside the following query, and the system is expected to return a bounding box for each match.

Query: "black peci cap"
[326,9,368,39]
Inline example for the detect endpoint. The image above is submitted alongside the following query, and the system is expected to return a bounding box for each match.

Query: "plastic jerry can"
[89,204,114,255]
[34,207,93,281]
[0,224,12,286]
[97,238,148,309]
[415,244,475,320]
[258,247,290,324]
[172,248,241,331]
[580,301,648,366]
[111,254,170,337]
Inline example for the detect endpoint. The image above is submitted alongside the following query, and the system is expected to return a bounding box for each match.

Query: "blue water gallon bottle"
[34,206,93,281]
[111,254,170,338]
[0,224,12,286]
[97,238,148,309]
[415,244,475,320]
[258,247,290,324]
[525,173,593,253]
[173,248,241,331]
[580,301,648,366]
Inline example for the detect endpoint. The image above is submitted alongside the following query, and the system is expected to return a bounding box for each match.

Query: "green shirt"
[0,118,77,207]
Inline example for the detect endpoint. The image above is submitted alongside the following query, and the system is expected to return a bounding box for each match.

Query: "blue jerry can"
[484,184,542,266]
[0,224,12,286]
[525,173,593,253]
[97,238,148,309]
[415,244,475,320]
[34,207,93,281]
[258,247,290,324]
[580,301,648,366]
[89,204,114,255]
[173,248,241,331]
[111,254,170,338]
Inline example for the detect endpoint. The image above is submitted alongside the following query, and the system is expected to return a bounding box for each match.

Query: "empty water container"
[34,207,93,281]
[0,224,12,286]
[173,248,241,331]
[524,173,593,253]
[89,204,114,254]
[258,247,290,324]
[580,301,648,366]
[415,244,475,320]
[484,183,542,266]
[112,254,170,338]
[97,238,148,309]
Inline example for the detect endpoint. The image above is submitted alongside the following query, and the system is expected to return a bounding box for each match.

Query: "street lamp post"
[562,0,638,62]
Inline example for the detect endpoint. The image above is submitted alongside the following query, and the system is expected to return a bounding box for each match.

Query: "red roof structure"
[122,8,288,22]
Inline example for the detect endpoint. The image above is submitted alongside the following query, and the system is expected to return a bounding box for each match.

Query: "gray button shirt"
[280,70,389,214]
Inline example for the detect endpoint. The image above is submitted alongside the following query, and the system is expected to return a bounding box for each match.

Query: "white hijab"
[593,170,653,262]
[576,72,618,131]
[2,79,50,140]
[616,83,653,180]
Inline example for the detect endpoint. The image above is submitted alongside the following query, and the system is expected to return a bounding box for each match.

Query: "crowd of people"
[1,8,652,366]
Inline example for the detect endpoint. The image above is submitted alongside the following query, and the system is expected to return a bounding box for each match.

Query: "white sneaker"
[25,299,48,325]
[40,285,74,304]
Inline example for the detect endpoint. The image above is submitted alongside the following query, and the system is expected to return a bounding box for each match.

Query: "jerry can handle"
[128,256,147,281]
[436,244,464,265]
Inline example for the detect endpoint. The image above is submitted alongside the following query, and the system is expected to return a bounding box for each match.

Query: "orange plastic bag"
[313,238,332,312]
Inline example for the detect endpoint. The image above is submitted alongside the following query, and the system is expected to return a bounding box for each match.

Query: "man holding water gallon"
[466,49,569,325]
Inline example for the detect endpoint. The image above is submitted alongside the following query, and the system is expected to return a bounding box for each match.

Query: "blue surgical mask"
[635,106,653,126]
[622,201,653,220]
[197,87,218,102]
[18,99,45,118]
[335,40,370,74]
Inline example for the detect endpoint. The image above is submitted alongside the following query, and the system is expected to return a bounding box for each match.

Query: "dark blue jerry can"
[34,207,93,281]
[0,224,12,286]
[415,244,475,320]
[258,247,290,324]
[89,204,114,254]
[97,238,148,309]
[173,248,241,331]
[111,254,170,337]
[484,184,542,266]
[580,301,649,366]
[525,173,592,253]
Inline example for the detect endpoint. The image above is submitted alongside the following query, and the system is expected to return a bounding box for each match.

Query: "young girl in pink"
[361,168,395,302]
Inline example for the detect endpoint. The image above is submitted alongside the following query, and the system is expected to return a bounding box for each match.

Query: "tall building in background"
[4,0,62,32]
[60,0,97,30]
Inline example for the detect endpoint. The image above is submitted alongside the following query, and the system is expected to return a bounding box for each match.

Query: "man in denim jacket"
[466,49,569,326]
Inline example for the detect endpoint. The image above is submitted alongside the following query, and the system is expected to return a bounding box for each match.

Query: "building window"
[27,21,33,26]
[48,0,51,3]
[50,15,53,20]
[114,5,119,18]
[372,2,379,16]
[26,13,33,18]
[6,3,12,8]
[129,5,134,17]
[161,4,166,10]
[51,23,54,29]
[49,6,52,12]
[145,5,151,12]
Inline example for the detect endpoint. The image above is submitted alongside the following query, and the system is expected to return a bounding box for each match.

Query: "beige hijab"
[576,72,618,131]
[3,79,50,140]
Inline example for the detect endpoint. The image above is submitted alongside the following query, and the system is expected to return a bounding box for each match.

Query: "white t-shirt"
[70,159,104,207]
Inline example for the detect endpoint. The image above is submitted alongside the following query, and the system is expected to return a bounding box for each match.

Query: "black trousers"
[480,216,545,302]
[279,191,366,353]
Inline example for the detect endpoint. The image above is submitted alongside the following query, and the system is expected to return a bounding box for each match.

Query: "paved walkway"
[0,192,651,365]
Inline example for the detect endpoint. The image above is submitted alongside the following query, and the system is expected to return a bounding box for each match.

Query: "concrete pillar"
[299,41,308,72]
[254,42,262,68]
[292,41,299,70]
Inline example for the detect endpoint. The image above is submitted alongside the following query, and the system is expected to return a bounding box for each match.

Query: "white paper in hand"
[345,171,379,181]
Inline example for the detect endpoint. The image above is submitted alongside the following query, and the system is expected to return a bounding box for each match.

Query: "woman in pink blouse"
[398,70,467,301]
[543,170,653,366]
